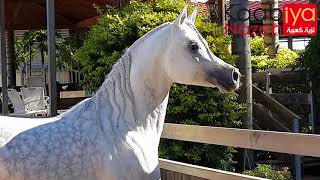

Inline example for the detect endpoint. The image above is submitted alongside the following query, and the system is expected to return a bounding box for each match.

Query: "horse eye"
[189,41,199,52]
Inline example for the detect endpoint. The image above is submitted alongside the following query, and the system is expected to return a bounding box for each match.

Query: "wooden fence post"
[266,71,272,96]
[230,0,254,171]
[292,119,302,180]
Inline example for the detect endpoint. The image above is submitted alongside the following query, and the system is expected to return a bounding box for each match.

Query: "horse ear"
[174,5,188,27]
[188,8,198,24]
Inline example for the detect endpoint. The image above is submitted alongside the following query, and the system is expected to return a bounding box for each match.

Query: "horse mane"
[97,22,171,95]
[61,22,172,127]
[80,23,171,126]
[99,22,171,90]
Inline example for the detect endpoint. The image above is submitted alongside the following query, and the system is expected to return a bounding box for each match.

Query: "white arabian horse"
[0,6,240,180]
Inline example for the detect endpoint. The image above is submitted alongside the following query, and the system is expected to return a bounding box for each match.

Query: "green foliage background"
[75,0,245,170]
[15,30,47,65]
[250,36,299,72]
[244,164,291,180]
[15,30,85,70]
[300,29,320,81]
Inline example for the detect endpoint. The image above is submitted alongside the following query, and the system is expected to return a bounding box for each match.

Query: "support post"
[47,0,57,116]
[292,119,302,180]
[6,30,16,87]
[0,0,8,115]
[261,0,279,57]
[266,72,272,96]
[310,82,316,134]
[208,0,224,25]
[218,0,226,27]
[288,36,293,50]
[230,0,253,171]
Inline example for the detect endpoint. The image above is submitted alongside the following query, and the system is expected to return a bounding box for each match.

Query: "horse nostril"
[232,70,240,82]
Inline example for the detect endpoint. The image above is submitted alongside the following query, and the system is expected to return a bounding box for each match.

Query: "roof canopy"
[4,0,128,30]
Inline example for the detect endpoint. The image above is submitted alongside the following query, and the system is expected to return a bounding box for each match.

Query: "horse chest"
[97,130,161,180]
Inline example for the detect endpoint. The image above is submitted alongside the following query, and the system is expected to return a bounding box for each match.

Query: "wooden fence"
[159,159,267,180]
[160,123,320,180]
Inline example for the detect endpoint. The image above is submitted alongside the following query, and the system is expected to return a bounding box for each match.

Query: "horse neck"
[95,24,172,139]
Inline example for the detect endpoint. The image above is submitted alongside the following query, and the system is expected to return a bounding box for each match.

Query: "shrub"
[75,0,245,170]
[250,37,299,72]
[250,36,267,56]
[244,164,291,180]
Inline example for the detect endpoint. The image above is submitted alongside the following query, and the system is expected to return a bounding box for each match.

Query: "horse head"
[163,5,241,92]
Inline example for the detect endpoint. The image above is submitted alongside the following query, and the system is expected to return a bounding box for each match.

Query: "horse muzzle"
[206,67,241,92]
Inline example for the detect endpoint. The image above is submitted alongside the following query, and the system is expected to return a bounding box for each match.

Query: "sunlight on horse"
[0,5,240,180]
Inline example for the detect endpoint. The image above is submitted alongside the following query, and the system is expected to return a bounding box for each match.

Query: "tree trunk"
[208,0,225,26]
[310,0,320,135]
[29,44,32,76]
[41,48,44,68]
[40,47,45,78]
[312,80,320,134]
[261,0,279,57]
[230,0,254,171]
[5,30,16,87]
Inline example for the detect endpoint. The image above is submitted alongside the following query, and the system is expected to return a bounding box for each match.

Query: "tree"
[75,0,246,170]
[230,0,253,170]
[15,30,47,80]
[300,29,320,133]
[261,0,279,57]
[15,30,81,74]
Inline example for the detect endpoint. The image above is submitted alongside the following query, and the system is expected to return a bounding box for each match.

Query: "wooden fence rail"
[159,159,267,180]
[161,123,320,157]
[160,123,320,179]
[252,71,306,85]
[252,85,300,123]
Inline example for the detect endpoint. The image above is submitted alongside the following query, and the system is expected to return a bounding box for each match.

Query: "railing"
[159,159,267,180]
[160,123,320,180]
